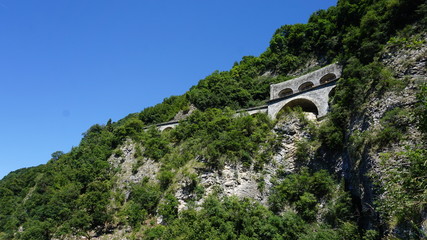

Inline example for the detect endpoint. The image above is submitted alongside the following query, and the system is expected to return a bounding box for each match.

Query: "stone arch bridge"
[267,63,341,118]
[153,63,342,131]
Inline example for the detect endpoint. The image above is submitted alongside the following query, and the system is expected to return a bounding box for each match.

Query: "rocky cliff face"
[109,141,160,199]
[109,112,317,215]
[323,34,427,236]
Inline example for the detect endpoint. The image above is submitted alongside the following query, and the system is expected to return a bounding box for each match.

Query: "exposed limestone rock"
[109,140,160,199]
[173,104,197,121]
[173,112,318,211]
[287,57,325,77]
[381,33,427,80]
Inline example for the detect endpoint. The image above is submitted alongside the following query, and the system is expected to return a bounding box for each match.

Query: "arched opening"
[320,73,336,84]
[281,98,319,116]
[162,127,173,131]
[328,87,337,110]
[278,88,293,98]
[328,87,336,98]
[298,82,314,92]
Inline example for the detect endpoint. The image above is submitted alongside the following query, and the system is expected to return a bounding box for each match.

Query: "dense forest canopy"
[1,0,427,239]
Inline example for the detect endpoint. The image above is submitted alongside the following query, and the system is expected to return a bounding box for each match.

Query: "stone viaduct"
[267,63,341,118]
[153,63,342,131]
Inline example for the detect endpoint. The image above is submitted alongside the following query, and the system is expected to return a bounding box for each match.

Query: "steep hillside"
[0,0,426,239]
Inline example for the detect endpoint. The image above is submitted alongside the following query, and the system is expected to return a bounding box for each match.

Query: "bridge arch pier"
[157,121,179,132]
[268,84,336,119]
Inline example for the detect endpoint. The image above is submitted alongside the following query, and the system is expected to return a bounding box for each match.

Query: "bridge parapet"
[270,63,342,100]
[145,120,179,132]
[235,105,268,117]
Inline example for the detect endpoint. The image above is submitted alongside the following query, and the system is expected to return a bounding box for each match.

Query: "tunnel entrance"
[281,98,319,116]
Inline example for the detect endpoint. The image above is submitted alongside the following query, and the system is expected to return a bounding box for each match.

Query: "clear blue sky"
[0,0,337,179]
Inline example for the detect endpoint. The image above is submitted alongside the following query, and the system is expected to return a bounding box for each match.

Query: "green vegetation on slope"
[0,0,427,239]
[143,176,360,240]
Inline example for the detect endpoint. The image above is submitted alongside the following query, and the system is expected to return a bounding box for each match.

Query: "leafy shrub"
[373,107,412,146]
[295,192,318,221]
[171,109,274,170]
[113,149,123,158]
[77,180,112,227]
[139,95,189,125]
[269,168,334,214]
[374,147,427,231]
[158,170,174,190]
[120,200,148,228]
[158,194,179,224]
[129,181,161,216]
[114,118,145,143]
[295,140,313,163]
[19,220,53,240]
[324,182,354,227]
[142,127,170,161]
[318,119,344,150]
[147,196,309,239]
[416,83,427,133]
